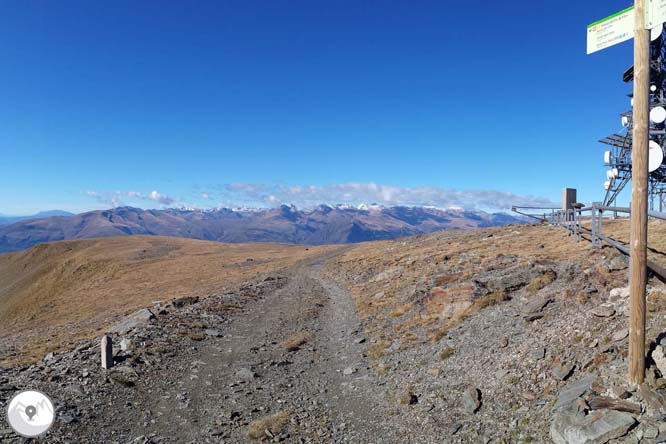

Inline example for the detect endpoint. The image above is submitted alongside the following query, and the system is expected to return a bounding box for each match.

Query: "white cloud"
[218,182,557,212]
[84,183,556,212]
[83,190,177,207]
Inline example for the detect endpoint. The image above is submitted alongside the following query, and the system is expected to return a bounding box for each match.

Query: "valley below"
[1,222,666,443]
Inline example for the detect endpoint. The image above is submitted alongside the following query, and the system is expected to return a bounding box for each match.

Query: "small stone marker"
[101,335,113,369]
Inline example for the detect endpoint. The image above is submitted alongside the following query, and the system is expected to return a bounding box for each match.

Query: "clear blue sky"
[0,0,637,214]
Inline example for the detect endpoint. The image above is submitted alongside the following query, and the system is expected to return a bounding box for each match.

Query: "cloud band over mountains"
[84,183,556,212]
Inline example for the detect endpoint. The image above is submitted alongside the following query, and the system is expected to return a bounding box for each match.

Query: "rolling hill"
[0,205,524,253]
[0,210,74,225]
[0,235,334,365]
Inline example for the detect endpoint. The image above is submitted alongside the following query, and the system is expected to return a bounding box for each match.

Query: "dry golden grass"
[247,410,290,439]
[526,270,557,294]
[324,224,602,357]
[280,331,312,351]
[581,218,666,268]
[0,235,336,366]
[438,347,454,360]
[389,302,414,318]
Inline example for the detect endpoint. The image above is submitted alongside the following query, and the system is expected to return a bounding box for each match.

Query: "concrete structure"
[562,188,577,211]
[101,335,113,369]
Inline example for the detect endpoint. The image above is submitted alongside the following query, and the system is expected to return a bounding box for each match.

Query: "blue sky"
[0,0,637,214]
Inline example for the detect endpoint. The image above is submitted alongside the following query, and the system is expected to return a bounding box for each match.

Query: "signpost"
[629,0,650,385]
[587,1,655,383]
[587,6,635,54]
[645,0,666,28]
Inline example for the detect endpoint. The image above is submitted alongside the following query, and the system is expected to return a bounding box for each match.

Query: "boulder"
[609,287,630,302]
[109,309,155,334]
[605,256,628,272]
[553,362,575,381]
[462,385,481,413]
[550,409,635,444]
[555,375,597,410]
[651,345,666,377]
[611,329,629,342]
[591,305,615,318]
[639,384,666,411]
[235,368,256,382]
[522,294,553,315]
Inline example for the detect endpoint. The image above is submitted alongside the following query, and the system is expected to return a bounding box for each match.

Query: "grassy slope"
[0,235,335,365]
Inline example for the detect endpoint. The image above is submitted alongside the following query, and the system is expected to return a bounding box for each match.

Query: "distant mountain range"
[0,205,525,253]
[0,210,74,226]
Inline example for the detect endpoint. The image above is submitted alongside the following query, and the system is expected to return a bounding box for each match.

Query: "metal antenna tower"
[602,25,666,211]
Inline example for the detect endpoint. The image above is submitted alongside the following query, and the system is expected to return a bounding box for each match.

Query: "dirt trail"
[140,262,417,443]
[0,249,440,443]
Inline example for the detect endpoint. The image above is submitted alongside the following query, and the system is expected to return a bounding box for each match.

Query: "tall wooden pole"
[629,0,650,385]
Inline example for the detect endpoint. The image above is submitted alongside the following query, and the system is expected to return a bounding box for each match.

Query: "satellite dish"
[652,23,663,41]
[621,115,630,127]
[651,106,666,123]
[611,167,619,178]
[631,97,635,107]
[651,84,658,92]
[604,180,611,190]
[606,169,614,180]
[604,150,612,165]
[649,140,664,172]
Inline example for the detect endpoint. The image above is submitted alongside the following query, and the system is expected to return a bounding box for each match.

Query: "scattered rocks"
[605,256,629,272]
[499,336,509,348]
[531,347,546,360]
[119,338,133,352]
[462,385,481,413]
[342,366,357,375]
[609,287,630,301]
[591,305,616,318]
[638,384,666,411]
[204,328,223,337]
[398,392,418,405]
[235,368,257,382]
[552,362,575,381]
[611,329,629,342]
[171,296,200,308]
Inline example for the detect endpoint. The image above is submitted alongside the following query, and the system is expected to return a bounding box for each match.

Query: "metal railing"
[550,204,666,281]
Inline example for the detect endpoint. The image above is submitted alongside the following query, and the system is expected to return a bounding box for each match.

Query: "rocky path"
[145,264,400,443]
[1,254,427,443]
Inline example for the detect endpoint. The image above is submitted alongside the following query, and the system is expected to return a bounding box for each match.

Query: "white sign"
[646,0,666,28]
[587,6,635,54]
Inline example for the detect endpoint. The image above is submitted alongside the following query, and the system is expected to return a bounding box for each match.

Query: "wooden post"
[629,0,650,385]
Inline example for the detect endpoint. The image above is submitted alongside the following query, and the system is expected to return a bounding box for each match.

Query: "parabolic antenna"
[649,140,664,172]
[651,106,666,123]
[621,115,630,127]
[606,169,615,180]
[604,180,611,190]
[611,167,619,178]
[604,150,612,165]
[652,23,663,41]
[652,84,658,92]
[631,97,634,107]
